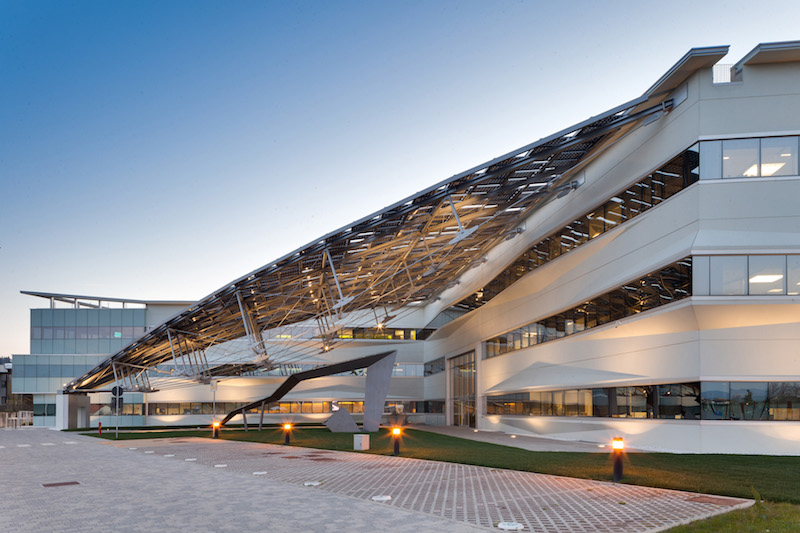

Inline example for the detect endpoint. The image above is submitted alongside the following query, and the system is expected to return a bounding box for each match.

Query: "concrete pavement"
[1,428,751,532]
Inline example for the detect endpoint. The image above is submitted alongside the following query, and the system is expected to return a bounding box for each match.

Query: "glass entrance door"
[449,351,476,427]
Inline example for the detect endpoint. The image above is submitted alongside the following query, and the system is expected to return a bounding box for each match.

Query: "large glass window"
[730,382,769,420]
[748,256,786,295]
[769,382,800,421]
[722,138,760,178]
[788,256,800,296]
[710,256,747,295]
[701,382,730,420]
[760,137,798,177]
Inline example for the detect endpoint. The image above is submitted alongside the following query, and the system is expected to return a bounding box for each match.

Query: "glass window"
[769,382,800,421]
[748,256,786,295]
[722,138,759,178]
[682,383,702,420]
[578,389,592,416]
[710,256,747,295]
[787,256,800,296]
[730,382,769,420]
[760,136,798,177]
[700,140,722,179]
[701,382,730,420]
[587,210,604,238]
[629,387,648,418]
[564,390,578,417]
[605,198,625,228]
[659,384,683,419]
[592,389,610,417]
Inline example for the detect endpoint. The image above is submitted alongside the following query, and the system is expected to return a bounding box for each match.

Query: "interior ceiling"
[65,58,697,392]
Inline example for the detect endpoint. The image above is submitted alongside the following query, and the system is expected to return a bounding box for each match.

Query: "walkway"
[2,428,750,532]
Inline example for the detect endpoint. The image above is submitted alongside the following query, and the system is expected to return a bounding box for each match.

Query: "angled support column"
[236,291,266,359]
[362,351,396,432]
[324,248,354,311]
[220,350,397,427]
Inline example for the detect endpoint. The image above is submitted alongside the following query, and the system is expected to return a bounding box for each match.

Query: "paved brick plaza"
[2,428,750,532]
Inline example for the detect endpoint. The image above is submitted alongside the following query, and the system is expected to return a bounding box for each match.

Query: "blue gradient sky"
[2,0,799,358]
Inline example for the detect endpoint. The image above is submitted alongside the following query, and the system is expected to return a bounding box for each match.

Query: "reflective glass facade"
[488,381,800,421]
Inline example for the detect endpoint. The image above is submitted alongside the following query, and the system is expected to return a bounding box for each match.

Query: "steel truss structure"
[64,46,725,394]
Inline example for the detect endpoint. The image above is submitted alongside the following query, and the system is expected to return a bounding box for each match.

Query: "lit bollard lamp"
[612,437,624,482]
[391,427,402,456]
[212,421,220,439]
[283,423,292,445]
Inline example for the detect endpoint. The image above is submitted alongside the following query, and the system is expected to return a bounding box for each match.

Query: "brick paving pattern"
[1,428,751,532]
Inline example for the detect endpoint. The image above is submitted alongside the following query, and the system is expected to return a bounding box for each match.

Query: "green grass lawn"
[87,426,800,506]
[668,501,800,533]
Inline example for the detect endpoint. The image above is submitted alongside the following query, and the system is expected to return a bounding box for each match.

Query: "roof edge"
[645,45,729,97]
[735,40,800,69]
[21,290,195,307]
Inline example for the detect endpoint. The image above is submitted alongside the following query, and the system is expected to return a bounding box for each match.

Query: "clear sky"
[2,0,799,358]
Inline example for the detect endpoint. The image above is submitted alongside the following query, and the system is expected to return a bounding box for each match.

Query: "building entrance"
[448,351,475,427]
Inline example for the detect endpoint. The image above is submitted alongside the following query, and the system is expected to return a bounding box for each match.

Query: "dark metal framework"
[65,43,732,394]
[219,350,395,427]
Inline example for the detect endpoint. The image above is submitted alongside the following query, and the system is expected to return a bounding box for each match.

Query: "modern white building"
[15,41,800,455]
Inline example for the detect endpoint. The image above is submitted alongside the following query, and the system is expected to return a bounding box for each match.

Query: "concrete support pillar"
[56,392,90,430]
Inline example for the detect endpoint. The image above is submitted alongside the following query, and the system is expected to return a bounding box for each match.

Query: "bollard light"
[212,421,220,439]
[612,437,624,482]
[391,427,401,456]
[283,423,292,445]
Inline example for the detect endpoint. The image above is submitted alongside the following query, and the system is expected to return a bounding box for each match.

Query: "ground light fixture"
[212,421,220,439]
[391,427,401,456]
[283,423,292,445]
[612,437,624,482]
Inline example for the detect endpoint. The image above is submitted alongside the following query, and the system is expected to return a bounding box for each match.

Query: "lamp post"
[283,423,292,445]
[612,437,624,482]
[212,420,220,439]
[391,427,401,456]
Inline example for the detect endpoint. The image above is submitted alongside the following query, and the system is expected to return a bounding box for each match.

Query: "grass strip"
[85,427,800,504]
